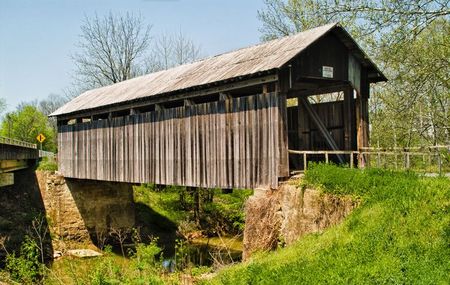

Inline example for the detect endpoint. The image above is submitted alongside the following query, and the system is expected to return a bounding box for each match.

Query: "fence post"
[437,151,442,176]
[350,152,354,168]
[303,153,307,171]
[405,152,410,169]
[325,152,329,164]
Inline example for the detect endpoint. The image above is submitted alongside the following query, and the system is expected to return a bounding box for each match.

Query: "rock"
[66,249,103,258]
[243,183,357,259]
[53,250,63,259]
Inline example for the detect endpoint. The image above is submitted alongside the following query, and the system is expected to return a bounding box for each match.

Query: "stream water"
[162,236,243,270]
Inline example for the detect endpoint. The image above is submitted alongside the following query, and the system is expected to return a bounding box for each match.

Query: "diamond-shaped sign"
[36,133,46,143]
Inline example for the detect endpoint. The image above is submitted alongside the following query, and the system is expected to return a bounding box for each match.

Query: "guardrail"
[289,146,449,175]
[39,150,56,158]
[0,136,37,149]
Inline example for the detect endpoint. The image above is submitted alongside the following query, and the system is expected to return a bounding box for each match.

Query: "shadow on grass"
[134,201,178,257]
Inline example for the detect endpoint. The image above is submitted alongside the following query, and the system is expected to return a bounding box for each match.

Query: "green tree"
[371,20,450,146]
[0,105,56,151]
[258,0,450,147]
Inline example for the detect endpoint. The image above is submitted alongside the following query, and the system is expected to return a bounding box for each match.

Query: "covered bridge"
[51,23,386,189]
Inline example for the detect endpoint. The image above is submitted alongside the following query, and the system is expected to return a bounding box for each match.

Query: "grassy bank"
[208,165,450,284]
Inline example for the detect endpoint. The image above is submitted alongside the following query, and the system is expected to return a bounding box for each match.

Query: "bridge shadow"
[0,166,53,266]
[134,201,178,257]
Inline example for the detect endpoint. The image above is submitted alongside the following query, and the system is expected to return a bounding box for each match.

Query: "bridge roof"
[51,23,386,117]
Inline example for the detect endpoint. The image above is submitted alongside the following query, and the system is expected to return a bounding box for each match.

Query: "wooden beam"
[356,68,370,167]
[343,87,354,151]
[262,84,269,94]
[297,97,310,150]
[219,93,231,100]
[299,96,344,163]
[130,108,139,115]
[288,83,349,98]
[184,99,195,106]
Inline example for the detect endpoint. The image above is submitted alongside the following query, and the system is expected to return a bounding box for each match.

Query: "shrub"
[37,157,57,171]
[5,236,43,284]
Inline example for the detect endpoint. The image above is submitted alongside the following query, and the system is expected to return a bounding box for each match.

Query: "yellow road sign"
[36,133,46,143]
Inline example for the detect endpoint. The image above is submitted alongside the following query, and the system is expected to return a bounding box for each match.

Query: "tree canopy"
[0,105,56,152]
[258,0,450,147]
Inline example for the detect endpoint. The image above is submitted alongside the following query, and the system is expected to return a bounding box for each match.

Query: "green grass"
[37,157,57,171]
[134,184,188,225]
[207,164,450,284]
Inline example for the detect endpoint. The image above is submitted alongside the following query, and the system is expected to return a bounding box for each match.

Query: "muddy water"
[163,236,243,269]
[186,237,243,266]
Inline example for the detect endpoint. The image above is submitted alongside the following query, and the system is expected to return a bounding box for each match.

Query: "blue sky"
[0,0,266,112]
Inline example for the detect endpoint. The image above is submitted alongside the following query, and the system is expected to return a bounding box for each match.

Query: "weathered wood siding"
[58,93,288,189]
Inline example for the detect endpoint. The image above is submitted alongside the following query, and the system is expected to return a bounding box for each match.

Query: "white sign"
[322,66,334,78]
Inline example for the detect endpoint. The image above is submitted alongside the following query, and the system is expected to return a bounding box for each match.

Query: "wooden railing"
[0,136,37,149]
[289,146,449,174]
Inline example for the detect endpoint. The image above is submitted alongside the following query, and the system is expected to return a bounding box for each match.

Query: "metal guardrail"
[289,146,449,174]
[0,136,37,149]
[39,150,56,158]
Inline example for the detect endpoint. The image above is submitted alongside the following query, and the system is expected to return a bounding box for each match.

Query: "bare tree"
[145,31,201,73]
[72,12,152,89]
[29,215,50,264]
[0,98,6,116]
[38,93,68,116]
[109,227,130,257]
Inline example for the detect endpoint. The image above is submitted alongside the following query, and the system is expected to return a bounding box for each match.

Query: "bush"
[5,236,43,284]
[37,157,57,171]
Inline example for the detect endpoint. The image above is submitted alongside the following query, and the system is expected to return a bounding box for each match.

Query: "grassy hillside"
[208,165,450,284]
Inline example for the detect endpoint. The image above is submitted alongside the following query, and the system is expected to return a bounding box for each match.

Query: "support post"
[298,96,310,150]
[219,93,232,101]
[343,87,354,151]
[262,84,268,95]
[303,153,307,170]
[184,99,195,106]
[356,68,370,167]
[155,104,165,112]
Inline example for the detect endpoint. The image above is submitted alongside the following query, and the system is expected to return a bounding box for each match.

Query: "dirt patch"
[243,183,357,259]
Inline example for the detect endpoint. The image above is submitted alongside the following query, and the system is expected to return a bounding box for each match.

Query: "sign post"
[36,133,46,150]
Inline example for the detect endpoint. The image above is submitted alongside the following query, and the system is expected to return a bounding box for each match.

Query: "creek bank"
[243,182,357,259]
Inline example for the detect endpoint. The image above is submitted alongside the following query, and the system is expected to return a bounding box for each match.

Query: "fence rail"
[289,146,449,174]
[0,136,37,149]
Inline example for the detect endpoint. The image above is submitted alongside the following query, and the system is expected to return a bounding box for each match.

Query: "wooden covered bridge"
[51,23,386,189]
